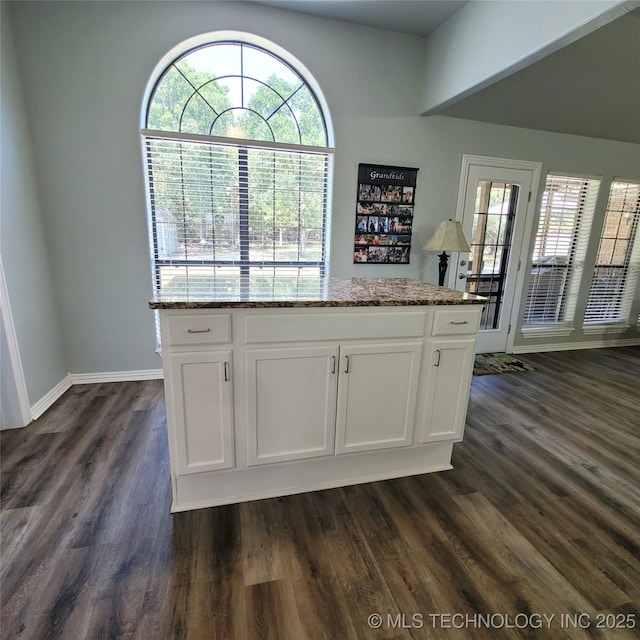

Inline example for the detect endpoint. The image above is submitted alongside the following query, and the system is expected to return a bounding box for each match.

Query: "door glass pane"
[465,181,519,330]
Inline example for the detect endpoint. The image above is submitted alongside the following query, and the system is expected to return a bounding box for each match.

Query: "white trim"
[142,129,334,155]
[521,324,575,339]
[512,337,640,354]
[30,375,73,421]
[28,369,164,423]
[455,154,543,353]
[0,257,32,427]
[456,154,544,174]
[582,322,630,335]
[140,31,334,146]
[69,369,164,385]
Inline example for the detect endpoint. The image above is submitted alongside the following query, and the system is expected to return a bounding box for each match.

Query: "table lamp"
[423,219,471,287]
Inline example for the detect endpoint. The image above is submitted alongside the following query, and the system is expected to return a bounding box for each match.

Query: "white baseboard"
[30,369,164,421]
[30,375,73,421]
[69,369,164,385]
[512,337,640,354]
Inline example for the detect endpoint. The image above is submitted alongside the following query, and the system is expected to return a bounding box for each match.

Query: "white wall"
[420,116,640,347]
[420,0,632,113]
[1,4,67,410]
[8,0,426,376]
[5,0,640,385]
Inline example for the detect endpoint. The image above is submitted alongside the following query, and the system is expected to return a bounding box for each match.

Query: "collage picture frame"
[353,163,418,264]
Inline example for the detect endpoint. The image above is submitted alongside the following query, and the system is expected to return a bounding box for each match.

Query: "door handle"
[331,355,336,375]
[223,361,230,382]
[187,327,211,334]
[458,274,466,280]
[344,355,350,374]
[434,350,441,367]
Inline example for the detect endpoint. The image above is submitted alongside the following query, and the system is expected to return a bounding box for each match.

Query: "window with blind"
[583,180,640,328]
[522,174,600,330]
[142,40,333,298]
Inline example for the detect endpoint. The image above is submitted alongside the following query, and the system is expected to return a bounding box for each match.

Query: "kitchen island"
[150,276,485,512]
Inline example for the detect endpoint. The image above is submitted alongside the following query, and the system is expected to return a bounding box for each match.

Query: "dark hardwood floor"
[1,347,639,639]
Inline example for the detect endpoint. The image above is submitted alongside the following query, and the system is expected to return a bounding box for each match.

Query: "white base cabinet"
[158,304,482,511]
[419,337,476,443]
[335,342,422,454]
[245,346,338,465]
[164,350,234,475]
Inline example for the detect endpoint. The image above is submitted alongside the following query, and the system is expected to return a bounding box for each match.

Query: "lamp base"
[437,252,449,287]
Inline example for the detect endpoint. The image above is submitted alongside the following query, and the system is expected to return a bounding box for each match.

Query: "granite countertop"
[149,276,486,309]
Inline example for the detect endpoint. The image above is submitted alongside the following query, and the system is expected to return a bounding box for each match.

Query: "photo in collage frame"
[353,164,418,264]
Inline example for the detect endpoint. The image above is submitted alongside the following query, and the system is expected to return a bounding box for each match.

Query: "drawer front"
[244,310,427,344]
[164,313,232,346]
[432,307,481,336]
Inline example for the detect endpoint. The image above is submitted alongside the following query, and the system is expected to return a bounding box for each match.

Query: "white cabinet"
[245,342,423,466]
[164,350,234,474]
[335,343,422,454]
[157,303,482,511]
[245,346,339,465]
[419,337,476,443]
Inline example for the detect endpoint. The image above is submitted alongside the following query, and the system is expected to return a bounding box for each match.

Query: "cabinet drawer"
[432,308,481,336]
[164,313,231,346]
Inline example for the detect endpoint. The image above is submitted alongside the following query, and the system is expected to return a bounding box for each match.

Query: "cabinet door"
[245,346,339,466]
[165,351,234,474]
[335,342,422,454]
[420,337,476,442]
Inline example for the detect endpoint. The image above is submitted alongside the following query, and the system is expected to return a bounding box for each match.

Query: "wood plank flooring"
[1,346,639,639]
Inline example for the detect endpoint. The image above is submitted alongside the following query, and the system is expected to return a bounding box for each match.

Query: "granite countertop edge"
[149,297,486,309]
[149,277,488,310]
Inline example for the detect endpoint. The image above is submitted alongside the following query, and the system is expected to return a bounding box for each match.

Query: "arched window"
[142,38,333,298]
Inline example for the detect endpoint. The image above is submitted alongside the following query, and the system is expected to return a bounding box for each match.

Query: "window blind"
[584,180,640,325]
[522,175,600,325]
[143,133,333,295]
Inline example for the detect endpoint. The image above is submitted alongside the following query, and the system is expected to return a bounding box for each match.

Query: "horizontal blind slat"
[523,175,600,325]
[143,136,331,281]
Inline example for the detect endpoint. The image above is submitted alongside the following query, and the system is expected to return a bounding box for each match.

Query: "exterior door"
[454,156,541,354]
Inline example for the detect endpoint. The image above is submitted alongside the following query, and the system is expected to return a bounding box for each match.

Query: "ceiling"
[246,0,468,38]
[247,1,640,144]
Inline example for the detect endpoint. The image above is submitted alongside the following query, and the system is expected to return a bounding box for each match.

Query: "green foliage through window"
[143,40,332,294]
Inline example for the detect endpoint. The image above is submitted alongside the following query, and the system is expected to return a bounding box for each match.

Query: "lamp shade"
[422,220,470,253]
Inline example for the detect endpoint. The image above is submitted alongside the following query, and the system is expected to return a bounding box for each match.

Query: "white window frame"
[583,178,640,333]
[140,33,334,314]
[521,173,600,338]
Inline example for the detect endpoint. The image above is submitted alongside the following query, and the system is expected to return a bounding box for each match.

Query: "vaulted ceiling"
[248,1,640,144]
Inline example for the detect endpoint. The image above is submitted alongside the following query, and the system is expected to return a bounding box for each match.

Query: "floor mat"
[473,352,536,376]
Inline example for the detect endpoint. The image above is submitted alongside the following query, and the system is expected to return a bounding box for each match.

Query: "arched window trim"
[140,32,334,319]
[140,31,334,146]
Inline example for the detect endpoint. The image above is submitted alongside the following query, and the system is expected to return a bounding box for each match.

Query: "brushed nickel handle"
[449,320,469,325]
[344,355,350,374]
[434,349,441,367]
[187,328,211,334]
